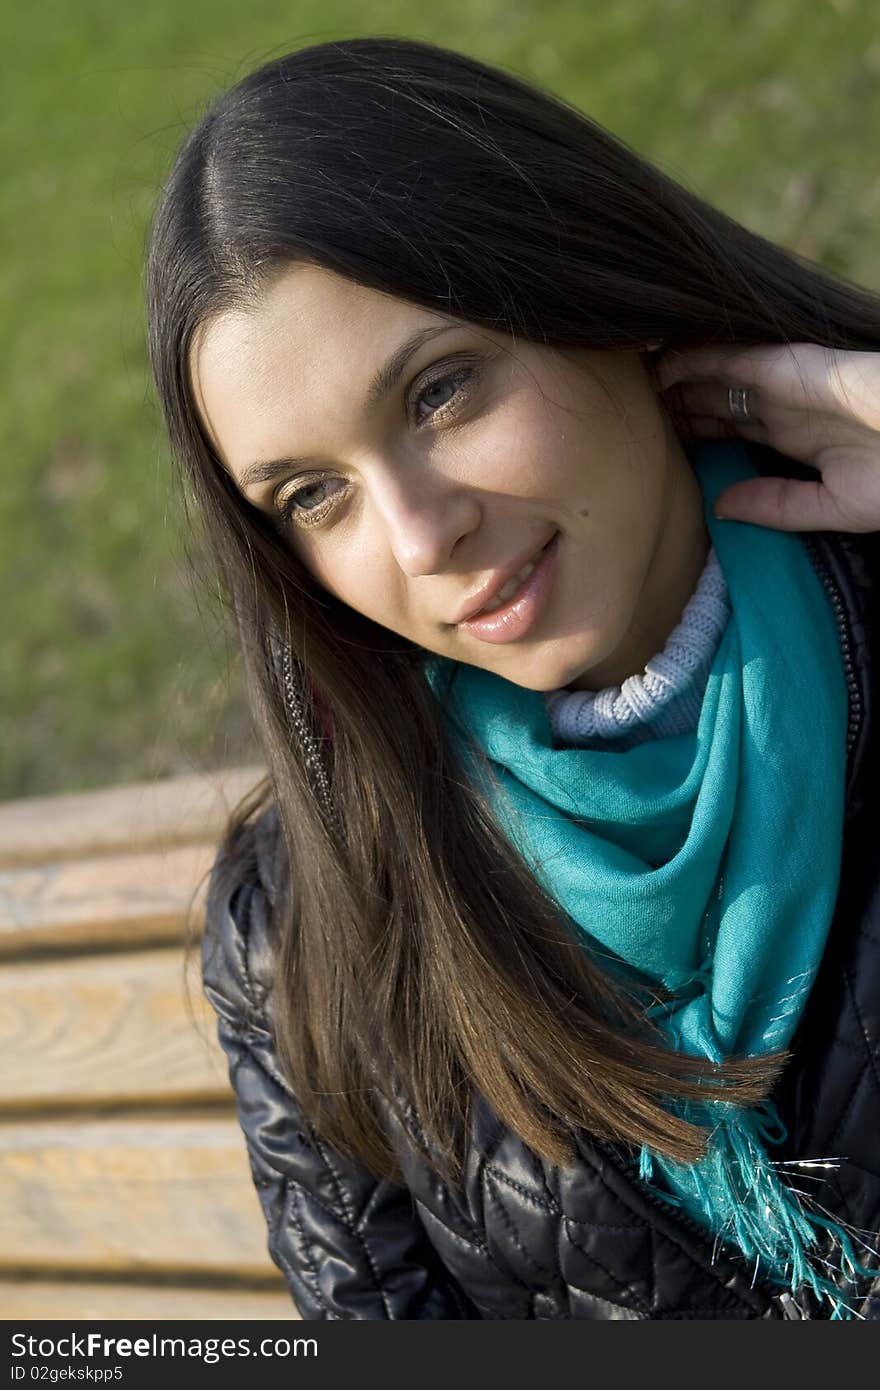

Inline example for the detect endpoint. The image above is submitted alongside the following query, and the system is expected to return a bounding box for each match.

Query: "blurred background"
[4,0,880,801]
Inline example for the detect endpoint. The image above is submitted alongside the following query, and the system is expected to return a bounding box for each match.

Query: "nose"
[371,463,481,577]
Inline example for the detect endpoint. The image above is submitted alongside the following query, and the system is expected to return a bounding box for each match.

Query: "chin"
[501,646,596,694]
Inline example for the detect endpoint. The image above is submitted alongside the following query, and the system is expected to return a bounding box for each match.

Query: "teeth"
[478,557,538,614]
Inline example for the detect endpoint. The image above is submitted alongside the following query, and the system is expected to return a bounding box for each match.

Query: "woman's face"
[190,265,710,692]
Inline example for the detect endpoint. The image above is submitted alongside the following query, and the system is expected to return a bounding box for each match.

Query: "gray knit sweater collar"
[543,546,730,750]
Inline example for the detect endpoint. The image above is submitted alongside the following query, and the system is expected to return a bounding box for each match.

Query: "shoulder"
[202,801,283,1034]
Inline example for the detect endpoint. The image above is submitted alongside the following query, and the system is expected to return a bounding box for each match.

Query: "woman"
[145,36,880,1318]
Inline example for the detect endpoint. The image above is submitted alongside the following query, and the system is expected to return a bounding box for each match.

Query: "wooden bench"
[0,765,300,1321]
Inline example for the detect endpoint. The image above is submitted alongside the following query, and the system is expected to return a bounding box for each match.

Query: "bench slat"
[0,766,265,868]
[0,1117,277,1277]
[0,947,231,1109]
[0,844,216,955]
[0,1280,298,1320]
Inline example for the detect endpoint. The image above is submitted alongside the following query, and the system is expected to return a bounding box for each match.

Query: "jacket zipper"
[801,533,861,766]
[592,1136,795,1316]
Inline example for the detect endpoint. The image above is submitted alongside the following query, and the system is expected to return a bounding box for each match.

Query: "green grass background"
[3,0,879,799]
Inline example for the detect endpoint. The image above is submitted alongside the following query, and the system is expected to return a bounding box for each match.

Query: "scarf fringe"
[638,1100,878,1318]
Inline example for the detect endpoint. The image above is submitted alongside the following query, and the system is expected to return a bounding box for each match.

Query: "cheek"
[482,388,643,508]
[462,404,571,498]
[291,540,356,605]
[305,539,404,622]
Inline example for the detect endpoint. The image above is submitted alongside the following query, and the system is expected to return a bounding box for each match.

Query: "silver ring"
[728,386,753,423]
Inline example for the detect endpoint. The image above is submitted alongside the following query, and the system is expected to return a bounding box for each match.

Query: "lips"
[453,533,557,625]
[456,530,561,644]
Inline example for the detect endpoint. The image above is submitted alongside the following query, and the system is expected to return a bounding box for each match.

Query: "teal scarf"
[425,438,868,1316]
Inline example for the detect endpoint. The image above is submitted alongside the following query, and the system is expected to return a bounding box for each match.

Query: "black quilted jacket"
[202,454,880,1320]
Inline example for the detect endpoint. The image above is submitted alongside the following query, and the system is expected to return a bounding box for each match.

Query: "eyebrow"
[237,322,457,494]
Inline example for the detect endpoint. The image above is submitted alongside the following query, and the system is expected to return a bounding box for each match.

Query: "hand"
[651,342,880,533]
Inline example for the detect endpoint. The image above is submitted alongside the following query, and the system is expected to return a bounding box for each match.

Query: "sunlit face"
[190,265,710,692]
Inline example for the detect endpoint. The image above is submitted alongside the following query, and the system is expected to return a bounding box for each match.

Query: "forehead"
[189,266,445,467]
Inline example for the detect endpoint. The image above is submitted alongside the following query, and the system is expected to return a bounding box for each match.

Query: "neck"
[565,425,711,693]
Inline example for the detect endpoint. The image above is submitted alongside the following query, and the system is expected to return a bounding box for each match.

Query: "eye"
[412,363,477,427]
[276,476,345,529]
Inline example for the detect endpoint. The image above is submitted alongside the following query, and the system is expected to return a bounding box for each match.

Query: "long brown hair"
[146,36,880,1188]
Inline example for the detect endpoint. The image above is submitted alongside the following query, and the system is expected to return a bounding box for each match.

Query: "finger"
[652,343,791,394]
[661,380,765,425]
[713,476,840,532]
[672,413,767,442]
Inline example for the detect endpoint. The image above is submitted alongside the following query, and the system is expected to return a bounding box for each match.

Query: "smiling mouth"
[454,533,557,625]
[472,549,546,615]
[455,531,561,644]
